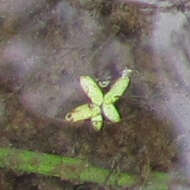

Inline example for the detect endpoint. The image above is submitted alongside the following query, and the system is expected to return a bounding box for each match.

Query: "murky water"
[0,0,190,189]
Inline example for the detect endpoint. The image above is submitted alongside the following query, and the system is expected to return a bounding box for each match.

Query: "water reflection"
[150,5,190,188]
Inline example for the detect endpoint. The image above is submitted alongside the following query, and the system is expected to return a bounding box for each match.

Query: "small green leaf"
[65,104,101,122]
[80,76,103,106]
[102,103,121,123]
[91,114,103,131]
[65,71,131,129]
[104,76,130,104]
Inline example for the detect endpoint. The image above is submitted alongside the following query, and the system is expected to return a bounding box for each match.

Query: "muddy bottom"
[0,0,190,189]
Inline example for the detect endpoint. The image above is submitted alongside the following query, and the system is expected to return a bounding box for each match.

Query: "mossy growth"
[109,3,144,36]
[71,0,150,37]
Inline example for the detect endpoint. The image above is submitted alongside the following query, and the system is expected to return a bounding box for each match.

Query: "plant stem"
[0,147,138,187]
[2,147,186,189]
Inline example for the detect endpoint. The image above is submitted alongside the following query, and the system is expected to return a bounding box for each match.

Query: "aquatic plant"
[0,147,184,189]
[65,68,132,130]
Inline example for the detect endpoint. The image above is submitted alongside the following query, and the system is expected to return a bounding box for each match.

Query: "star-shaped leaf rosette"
[65,68,132,131]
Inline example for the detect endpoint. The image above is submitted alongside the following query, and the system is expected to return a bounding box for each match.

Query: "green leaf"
[91,114,103,131]
[102,103,121,123]
[104,76,130,104]
[65,104,101,122]
[80,76,104,106]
